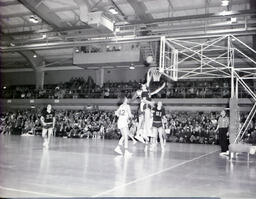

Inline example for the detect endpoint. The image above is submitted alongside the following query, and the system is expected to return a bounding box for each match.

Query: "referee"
[40,104,55,149]
[215,110,229,156]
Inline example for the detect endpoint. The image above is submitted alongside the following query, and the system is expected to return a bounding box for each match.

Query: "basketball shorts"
[44,123,53,129]
[152,121,163,128]
[117,120,128,130]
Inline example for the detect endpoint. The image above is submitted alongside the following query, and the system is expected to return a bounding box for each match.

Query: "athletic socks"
[124,149,132,157]
[114,145,123,155]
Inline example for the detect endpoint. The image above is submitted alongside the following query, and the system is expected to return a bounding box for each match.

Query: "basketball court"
[1,31,256,199]
[1,1,256,198]
[0,135,256,198]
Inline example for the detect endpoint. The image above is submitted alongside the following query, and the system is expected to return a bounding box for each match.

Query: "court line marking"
[92,149,219,197]
[0,185,63,197]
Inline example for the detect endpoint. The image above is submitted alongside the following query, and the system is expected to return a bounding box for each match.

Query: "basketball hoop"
[148,67,162,82]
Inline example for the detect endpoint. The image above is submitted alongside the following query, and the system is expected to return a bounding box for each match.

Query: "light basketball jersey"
[117,104,131,129]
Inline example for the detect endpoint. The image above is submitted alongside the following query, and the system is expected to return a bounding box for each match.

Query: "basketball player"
[40,104,55,149]
[114,96,133,157]
[128,119,137,144]
[152,101,166,151]
[133,79,165,144]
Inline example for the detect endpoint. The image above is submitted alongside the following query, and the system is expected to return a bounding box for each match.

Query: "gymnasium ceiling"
[0,0,255,70]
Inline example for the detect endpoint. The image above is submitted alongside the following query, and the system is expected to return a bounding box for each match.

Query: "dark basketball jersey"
[153,106,165,122]
[42,109,55,124]
[141,90,151,101]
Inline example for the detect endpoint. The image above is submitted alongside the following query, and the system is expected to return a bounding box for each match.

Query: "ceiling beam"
[0,22,45,29]
[166,0,174,10]
[0,0,248,20]
[121,9,256,26]
[1,28,256,52]
[0,12,32,19]
[1,8,256,40]
[0,68,34,73]
[17,0,69,29]
[0,0,20,6]
[1,24,91,37]
[0,33,44,70]
[110,0,127,19]
[126,0,153,22]
[0,6,79,19]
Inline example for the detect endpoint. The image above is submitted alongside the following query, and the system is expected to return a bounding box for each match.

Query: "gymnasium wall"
[104,67,148,82]
[1,98,253,113]
[2,72,35,86]
[44,69,96,84]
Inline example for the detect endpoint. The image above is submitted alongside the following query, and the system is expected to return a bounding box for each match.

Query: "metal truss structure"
[158,34,256,143]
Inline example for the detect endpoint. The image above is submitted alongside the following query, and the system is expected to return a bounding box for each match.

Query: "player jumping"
[133,72,165,144]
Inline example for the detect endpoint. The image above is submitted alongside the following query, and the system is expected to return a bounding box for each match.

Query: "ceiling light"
[75,48,80,53]
[129,64,135,70]
[109,7,118,15]
[42,34,46,39]
[3,86,6,89]
[221,0,229,6]
[33,54,37,58]
[230,17,237,23]
[35,28,52,33]
[29,16,39,24]
[115,27,120,32]
[10,43,15,46]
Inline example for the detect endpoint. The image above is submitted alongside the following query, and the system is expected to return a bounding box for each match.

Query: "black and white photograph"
[0,0,256,198]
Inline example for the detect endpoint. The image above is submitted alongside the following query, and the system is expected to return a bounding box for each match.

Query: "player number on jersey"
[46,114,53,119]
[156,111,162,117]
[119,110,126,116]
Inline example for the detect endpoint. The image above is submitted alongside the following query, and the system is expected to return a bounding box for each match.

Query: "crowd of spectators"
[2,77,98,99]
[1,108,255,145]
[164,112,219,144]
[3,76,254,99]
[0,109,119,140]
[239,113,256,144]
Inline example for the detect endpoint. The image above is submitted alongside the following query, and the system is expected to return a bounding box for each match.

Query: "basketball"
[250,147,256,155]
[146,56,153,64]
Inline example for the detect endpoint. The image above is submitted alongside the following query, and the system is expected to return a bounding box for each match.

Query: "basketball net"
[147,67,162,82]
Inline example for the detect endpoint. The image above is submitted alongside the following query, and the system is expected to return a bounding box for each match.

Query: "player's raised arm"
[142,96,154,107]
[146,69,153,88]
[151,82,166,96]
[131,90,140,102]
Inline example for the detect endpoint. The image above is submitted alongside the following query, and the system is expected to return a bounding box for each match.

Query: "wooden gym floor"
[0,135,256,198]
